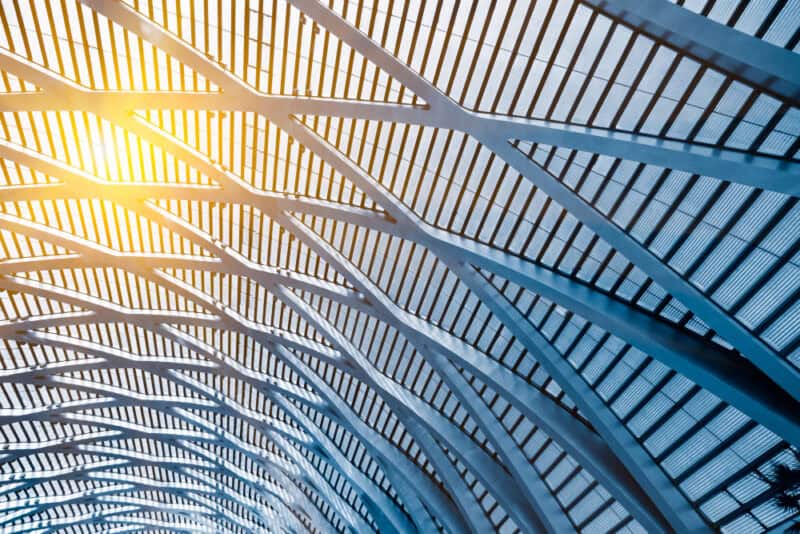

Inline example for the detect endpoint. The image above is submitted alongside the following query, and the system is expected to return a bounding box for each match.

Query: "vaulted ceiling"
[1,0,799,532]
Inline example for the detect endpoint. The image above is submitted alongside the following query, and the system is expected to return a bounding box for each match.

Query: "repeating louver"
[0,0,799,532]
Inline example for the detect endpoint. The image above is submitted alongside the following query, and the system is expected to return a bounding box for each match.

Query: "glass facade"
[0,0,799,532]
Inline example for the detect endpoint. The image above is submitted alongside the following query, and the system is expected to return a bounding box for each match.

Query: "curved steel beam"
[4,2,788,532]
[2,189,538,530]
[1,6,797,442]
[283,0,800,411]
[0,205,676,528]
[279,115,800,467]
[423,226,800,446]
[1,287,434,532]
[0,383,328,532]
[0,348,357,533]
[275,216,568,533]
[4,506,151,534]
[269,342,473,534]
[262,5,699,531]
[0,478,213,516]
[1,254,482,531]
[0,276,394,532]
[0,430,290,531]
[0,343,335,530]
[0,93,576,529]
[3,124,795,445]
[0,214,342,360]
[104,162,552,532]
[175,332,456,533]
[0,127,588,528]
[274,122,676,531]
[0,131,768,529]
[2,123,792,449]
[3,90,796,198]
[0,450,276,522]
[0,371,308,455]
[2,72,779,460]
[482,135,800,402]
[5,335,413,534]
[270,393,416,534]
[2,504,237,534]
[583,0,800,106]
[271,290,500,532]
[274,0,776,213]
[19,94,559,531]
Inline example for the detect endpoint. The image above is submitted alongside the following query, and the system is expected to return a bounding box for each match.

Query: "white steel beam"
[248,0,800,416]
[2,1,793,532]
[0,285,351,533]
[4,277,438,529]
[3,43,794,426]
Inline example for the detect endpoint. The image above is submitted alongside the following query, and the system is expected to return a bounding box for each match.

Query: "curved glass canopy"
[0,0,799,532]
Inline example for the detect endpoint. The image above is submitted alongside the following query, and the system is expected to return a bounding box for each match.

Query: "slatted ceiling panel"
[0,164,56,188]
[0,203,202,258]
[399,0,799,158]
[1,290,79,319]
[12,269,197,315]
[297,400,413,512]
[148,110,341,198]
[0,112,210,187]
[291,215,582,420]
[68,324,186,361]
[763,301,800,356]
[456,282,577,404]
[471,370,638,532]
[0,1,798,532]
[438,448,510,531]
[527,138,800,354]
[290,280,547,471]
[516,142,717,321]
[326,1,502,110]
[673,0,800,49]
[292,367,442,487]
[479,262,797,530]
[299,484,345,533]
[0,233,52,261]
[341,123,505,236]
[304,453,378,529]
[203,334,294,380]
[155,201,316,274]
[0,72,37,93]
[0,0,218,93]
[120,0,414,103]
[290,117,389,208]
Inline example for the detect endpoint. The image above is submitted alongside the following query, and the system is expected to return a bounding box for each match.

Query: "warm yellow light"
[92,139,112,168]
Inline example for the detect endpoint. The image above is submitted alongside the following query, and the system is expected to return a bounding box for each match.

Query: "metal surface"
[0,0,798,532]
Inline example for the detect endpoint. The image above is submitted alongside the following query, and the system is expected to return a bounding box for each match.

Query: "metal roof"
[0,0,799,532]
